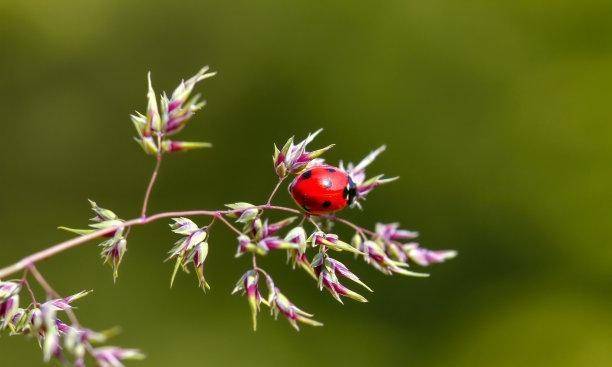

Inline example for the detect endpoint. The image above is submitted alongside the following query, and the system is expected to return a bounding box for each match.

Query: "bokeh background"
[1,0,611,366]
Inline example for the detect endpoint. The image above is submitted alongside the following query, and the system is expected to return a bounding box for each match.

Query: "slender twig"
[265,178,285,205]
[140,150,163,218]
[0,197,375,284]
[0,205,299,279]
[28,264,58,298]
[216,214,243,236]
[328,216,376,236]
[206,215,217,230]
[20,270,38,306]
[254,266,271,280]
[308,216,322,231]
[28,264,80,326]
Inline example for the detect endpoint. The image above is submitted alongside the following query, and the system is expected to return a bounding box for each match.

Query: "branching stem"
[0,153,369,286]
[327,215,376,237]
[28,264,80,326]
[215,213,243,236]
[140,149,163,218]
[0,205,299,279]
[266,177,285,205]
[20,271,38,306]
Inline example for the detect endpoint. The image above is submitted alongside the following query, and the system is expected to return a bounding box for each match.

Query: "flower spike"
[264,276,322,330]
[359,240,429,277]
[0,281,21,302]
[273,129,334,178]
[167,218,210,290]
[312,253,369,303]
[232,270,265,331]
[92,347,146,367]
[59,200,129,281]
[403,243,457,266]
[340,145,397,207]
[310,231,363,255]
[132,66,215,154]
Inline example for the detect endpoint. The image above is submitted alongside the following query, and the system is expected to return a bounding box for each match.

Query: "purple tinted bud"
[245,271,259,298]
[42,290,91,312]
[232,270,266,330]
[273,129,334,178]
[30,308,43,330]
[93,347,145,367]
[375,223,419,241]
[192,242,210,290]
[360,241,429,277]
[404,243,457,266]
[261,237,298,251]
[311,231,362,255]
[168,220,210,289]
[386,242,408,262]
[327,258,372,292]
[261,237,277,250]
[166,113,193,134]
[312,254,368,303]
[161,140,212,153]
[162,66,215,136]
[0,295,19,329]
[101,237,127,282]
[55,319,71,333]
[268,287,322,330]
[167,99,182,113]
[266,217,297,236]
[10,308,26,326]
[225,203,262,224]
[0,281,20,302]
[41,306,60,362]
[285,226,307,246]
[340,146,386,187]
[235,234,253,256]
[247,271,263,331]
[314,232,338,245]
[170,217,199,235]
[339,146,398,207]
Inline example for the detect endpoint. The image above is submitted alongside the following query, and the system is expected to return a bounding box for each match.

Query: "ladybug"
[289,165,357,215]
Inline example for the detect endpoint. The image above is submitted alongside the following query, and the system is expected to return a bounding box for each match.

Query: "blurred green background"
[1,0,611,366]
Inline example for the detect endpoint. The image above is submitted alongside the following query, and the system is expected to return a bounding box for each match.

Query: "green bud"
[57,227,95,235]
[308,144,335,159]
[146,72,162,132]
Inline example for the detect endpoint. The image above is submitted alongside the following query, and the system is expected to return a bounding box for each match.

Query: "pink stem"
[0,205,300,279]
[140,152,163,218]
[265,178,285,205]
[329,216,376,236]
[28,264,80,326]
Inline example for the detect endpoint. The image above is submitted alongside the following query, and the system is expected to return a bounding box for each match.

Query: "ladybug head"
[345,176,358,206]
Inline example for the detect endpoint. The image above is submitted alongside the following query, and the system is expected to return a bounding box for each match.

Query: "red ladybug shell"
[289,165,357,215]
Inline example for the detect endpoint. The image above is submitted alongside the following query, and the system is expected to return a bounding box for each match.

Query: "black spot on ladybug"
[321,178,332,188]
[322,201,332,208]
[301,170,312,180]
[326,168,336,173]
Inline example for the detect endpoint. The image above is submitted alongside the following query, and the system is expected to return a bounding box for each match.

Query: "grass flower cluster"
[0,66,456,366]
